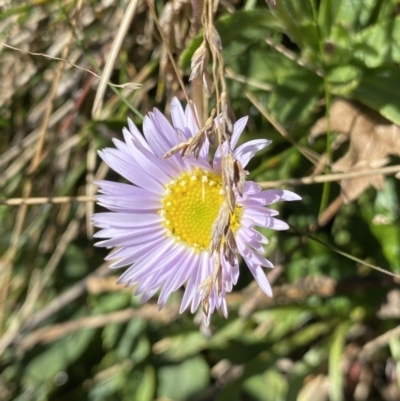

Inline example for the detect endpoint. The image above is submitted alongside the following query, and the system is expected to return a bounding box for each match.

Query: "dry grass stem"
[19,304,180,351]
[0,1,84,334]
[0,42,141,91]
[246,91,322,166]
[0,162,108,355]
[0,196,96,206]
[258,164,400,189]
[92,0,141,118]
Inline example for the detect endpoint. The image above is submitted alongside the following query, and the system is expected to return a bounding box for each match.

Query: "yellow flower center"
[160,168,242,251]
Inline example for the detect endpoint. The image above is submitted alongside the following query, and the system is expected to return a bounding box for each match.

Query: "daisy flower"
[92,98,300,324]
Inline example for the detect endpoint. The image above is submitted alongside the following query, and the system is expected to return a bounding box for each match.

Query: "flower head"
[92,98,301,324]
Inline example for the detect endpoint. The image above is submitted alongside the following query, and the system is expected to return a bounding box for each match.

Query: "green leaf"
[318,0,343,37]
[158,356,209,400]
[153,331,208,361]
[333,0,376,30]
[329,322,351,401]
[389,336,400,391]
[88,367,127,401]
[133,365,155,401]
[275,0,320,54]
[24,328,95,385]
[361,180,400,272]
[180,9,282,69]
[353,67,400,125]
[327,64,362,95]
[354,16,400,67]
[324,24,354,66]
[244,369,287,401]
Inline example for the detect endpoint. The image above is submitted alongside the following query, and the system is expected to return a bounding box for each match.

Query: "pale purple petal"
[237,237,274,268]
[242,181,261,195]
[95,180,159,200]
[127,118,152,152]
[158,249,196,307]
[92,212,162,229]
[180,253,204,313]
[184,102,201,137]
[234,139,271,167]
[96,195,160,212]
[170,97,191,140]
[229,116,249,148]
[250,189,302,205]
[245,261,273,297]
[99,149,164,194]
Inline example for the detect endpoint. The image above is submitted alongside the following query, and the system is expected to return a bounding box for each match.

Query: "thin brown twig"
[225,67,273,91]
[0,42,140,91]
[0,195,96,206]
[19,304,180,351]
[246,91,321,166]
[92,0,141,118]
[14,263,111,339]
[359,324,400,362]
[258,164,400,189]
[144,0,200,128]
[264,37,324,77]
[2,165,400,206]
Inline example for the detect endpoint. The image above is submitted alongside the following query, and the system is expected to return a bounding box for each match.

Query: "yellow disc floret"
[160,168,242,251]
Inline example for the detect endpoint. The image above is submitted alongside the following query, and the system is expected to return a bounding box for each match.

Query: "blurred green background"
[1,0,400,400]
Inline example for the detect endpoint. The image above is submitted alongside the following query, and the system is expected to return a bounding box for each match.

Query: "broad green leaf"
[123,366,155,401]
[24,328,95,385]
[133,365,155,401]
[244,369,287,401]
[131,335,151,364]
[318,0,343,37]
[361,180,400,272]
[153,331,208,361]
[92,292,131,313]
[158,356,209,400]
[324,24,354,66]
[334,0,377,29]
[354,16,400,67]
[88,367,127,401]
[253,308,312,343]
[116,318,145,360]
[353,67,400,125]
[275,0,320,55]
[327,64,362,95]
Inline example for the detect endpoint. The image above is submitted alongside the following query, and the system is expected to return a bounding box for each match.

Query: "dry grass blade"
[0,42,141,90]
[246,91,321,166]
[19,304,180,351]
[0,0,84,334]
[359,324,400,362]
[0,196,97,206]
[0,162,108,355]
[92,0,141,118]
[258,164,400,188]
